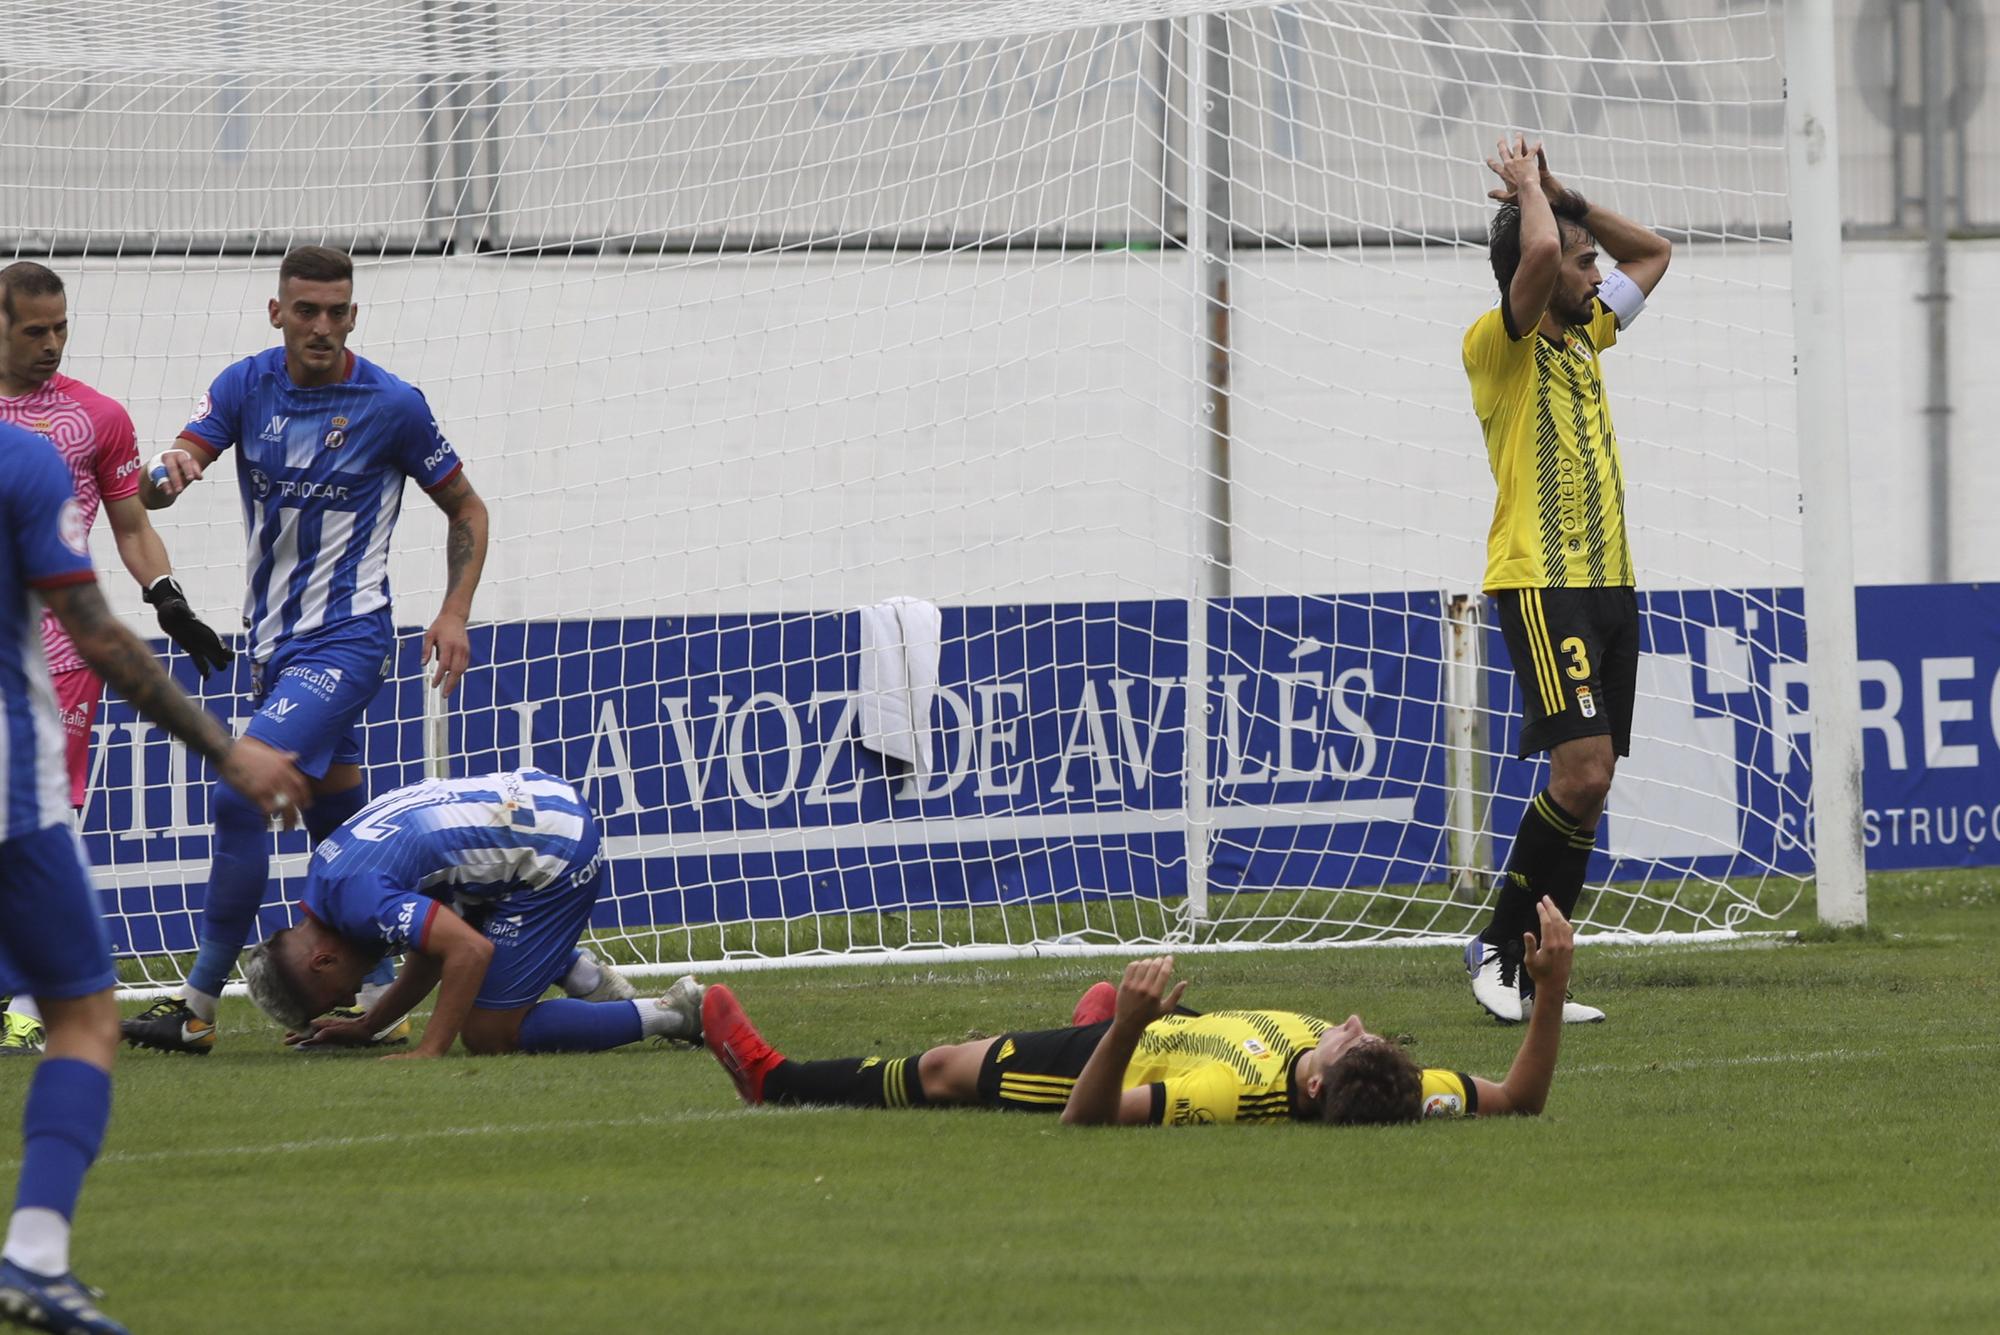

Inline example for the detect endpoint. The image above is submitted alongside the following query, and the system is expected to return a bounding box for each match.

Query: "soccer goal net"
[10,0,1825,989]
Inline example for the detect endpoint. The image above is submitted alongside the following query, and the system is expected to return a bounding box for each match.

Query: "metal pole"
[1182,11,1235,926]
[1446,594,1490,901]
[1920,0,1951,582]
[1784,0,1868,926]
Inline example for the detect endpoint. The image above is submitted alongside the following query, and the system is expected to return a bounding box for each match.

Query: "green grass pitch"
[9,871,1997,1334]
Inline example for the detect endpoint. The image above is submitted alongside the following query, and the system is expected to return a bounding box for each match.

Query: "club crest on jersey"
[259,414,290,443]
[1575,685,1597,718]
[58,497,90,555]
[249,467,271,499]
[323,429,345,450]
[1423,1091,1463,1119]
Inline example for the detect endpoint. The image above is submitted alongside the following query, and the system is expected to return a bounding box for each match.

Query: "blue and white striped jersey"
[180,348,462,660]
[0,423,98,840]
[301,770,599,953]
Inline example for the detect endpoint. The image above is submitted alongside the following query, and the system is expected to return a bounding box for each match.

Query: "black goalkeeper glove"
[143,575,234,680]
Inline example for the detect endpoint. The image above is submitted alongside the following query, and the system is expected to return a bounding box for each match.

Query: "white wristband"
[1597,268,1646,330]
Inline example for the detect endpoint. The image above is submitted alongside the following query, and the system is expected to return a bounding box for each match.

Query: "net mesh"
[1,0,1812,988]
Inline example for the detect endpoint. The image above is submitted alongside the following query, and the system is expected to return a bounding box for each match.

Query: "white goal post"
[1,0,1861,991]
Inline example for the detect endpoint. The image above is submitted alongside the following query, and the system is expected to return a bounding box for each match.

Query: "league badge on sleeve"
[59,497,90,555]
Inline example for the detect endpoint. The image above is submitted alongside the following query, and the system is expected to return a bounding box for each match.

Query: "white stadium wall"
[52,239,2000,633]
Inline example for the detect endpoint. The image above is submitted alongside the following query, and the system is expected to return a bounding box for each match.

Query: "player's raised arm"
[1062,956,1187,1126]
[40,580,305,822]
[1485,134,1562,337]
[420,468,488,698]
[1470,898,1574,1116]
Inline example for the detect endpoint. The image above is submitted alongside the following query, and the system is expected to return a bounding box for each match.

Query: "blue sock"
[515,999,643,1054]
[12,1059,111,1221]
[187,783,271,998]
[305,782,367,846]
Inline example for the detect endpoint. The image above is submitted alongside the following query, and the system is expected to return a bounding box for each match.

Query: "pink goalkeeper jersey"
[0,373,139,674]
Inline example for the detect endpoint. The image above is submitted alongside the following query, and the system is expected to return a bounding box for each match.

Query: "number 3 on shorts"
[1559,635,1592,681]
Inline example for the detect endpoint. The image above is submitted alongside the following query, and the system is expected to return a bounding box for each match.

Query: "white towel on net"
[855,597,943,768]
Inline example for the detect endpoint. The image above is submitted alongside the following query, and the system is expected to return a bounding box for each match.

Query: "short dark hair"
[0,260,65,322]
[1318,1039,1425,1126]
[1487,195,1593,298]
[278,245,354,289]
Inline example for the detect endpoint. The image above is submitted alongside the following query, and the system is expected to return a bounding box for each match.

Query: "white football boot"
[574,948,640,1003]
[1464,939,1525,1024]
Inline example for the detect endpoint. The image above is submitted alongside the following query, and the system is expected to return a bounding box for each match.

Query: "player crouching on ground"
[241,769,702,1059]
[703,898,1577,1126]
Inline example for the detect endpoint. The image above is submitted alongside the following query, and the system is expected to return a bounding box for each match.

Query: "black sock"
[1480,790,1582,954]
[762,1055,929,1109]
[1555,819,1597,922]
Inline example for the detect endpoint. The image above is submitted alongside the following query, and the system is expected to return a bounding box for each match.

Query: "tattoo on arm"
[429,472,488,612]
[446,516,476,596]
[45,583,232,765]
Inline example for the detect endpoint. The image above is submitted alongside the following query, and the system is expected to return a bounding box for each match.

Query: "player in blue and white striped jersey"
[127,245,491,1055]
[243,770,702,1060]
[0,422,305,1335]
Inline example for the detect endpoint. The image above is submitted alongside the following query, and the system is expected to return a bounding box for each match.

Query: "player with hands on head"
[240,770,699,1061]
[0,262,234,1057]
[0,422,304,1335]
[1460,135,1671,1024]
[701,897,1581,1127]
[124,245,491,1057]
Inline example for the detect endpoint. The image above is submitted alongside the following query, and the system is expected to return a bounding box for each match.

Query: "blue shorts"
[0,823,117,1000]
[244,610,395,780]
[467,821,606,1011]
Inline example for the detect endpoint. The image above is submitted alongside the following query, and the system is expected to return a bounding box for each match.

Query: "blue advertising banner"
[74,584,2000,953]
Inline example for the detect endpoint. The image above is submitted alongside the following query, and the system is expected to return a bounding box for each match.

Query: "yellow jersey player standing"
[1460,135,1671,1025]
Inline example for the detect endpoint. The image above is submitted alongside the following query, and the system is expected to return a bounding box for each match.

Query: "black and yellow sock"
[1480,790,1582,954]
[762,1055,929,1109]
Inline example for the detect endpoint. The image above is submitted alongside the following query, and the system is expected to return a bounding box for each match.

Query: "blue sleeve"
[394,386,461,489]
[311,871,439,953]
[3,427,96,588]
[180,361,248,455]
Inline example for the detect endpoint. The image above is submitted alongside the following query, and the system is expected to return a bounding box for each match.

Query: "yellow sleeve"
[1420,1069,1479,1120]
[1462,307,1531,420]
[1150,1065,1242,1126]
[1587,297,1621,353]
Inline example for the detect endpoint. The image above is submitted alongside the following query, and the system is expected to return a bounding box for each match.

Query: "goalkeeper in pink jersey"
[0,262,233,1059]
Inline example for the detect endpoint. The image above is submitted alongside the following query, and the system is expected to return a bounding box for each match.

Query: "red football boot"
[1070,981,1116,1026]
[702,984,786,1105]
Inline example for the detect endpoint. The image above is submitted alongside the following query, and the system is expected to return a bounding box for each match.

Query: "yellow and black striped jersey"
[1125,1010,1478,1126]
[1463,298,1635,591]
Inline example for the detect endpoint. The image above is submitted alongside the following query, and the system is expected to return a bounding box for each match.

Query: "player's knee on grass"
[460,1006,530,1056]
[917,1039,990,1103]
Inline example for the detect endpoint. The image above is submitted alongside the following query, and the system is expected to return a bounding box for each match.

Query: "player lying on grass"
[704,897,1577,1126]
[240,768,701,1060]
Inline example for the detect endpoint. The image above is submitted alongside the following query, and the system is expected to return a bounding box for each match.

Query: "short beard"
[1556,294,1595,328]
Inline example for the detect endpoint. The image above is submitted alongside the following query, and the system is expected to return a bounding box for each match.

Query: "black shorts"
[1491,586,1639,759]
[975,1022,1112,1113]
